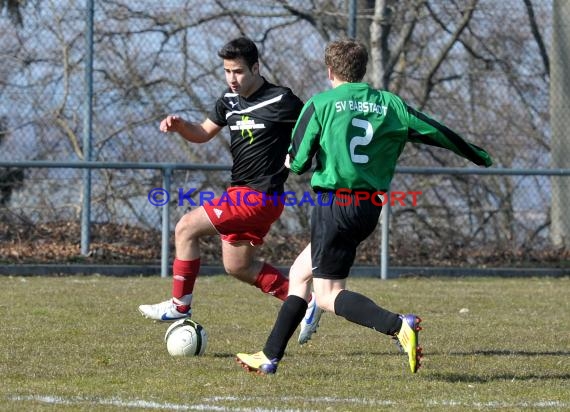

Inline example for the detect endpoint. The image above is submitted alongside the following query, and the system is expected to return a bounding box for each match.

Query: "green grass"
[1,275,569,411]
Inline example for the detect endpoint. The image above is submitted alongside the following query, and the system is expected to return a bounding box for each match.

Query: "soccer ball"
[164,319,208,356]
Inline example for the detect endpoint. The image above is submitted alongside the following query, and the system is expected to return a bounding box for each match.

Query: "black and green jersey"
[289,82,492,191]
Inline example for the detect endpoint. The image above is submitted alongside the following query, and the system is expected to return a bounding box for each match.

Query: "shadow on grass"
[429,348,570,382]
[210,352,241,358]
[208,350,399,358]
[429,371,570,383]
[448,349,570,357]
[210,349,570,359]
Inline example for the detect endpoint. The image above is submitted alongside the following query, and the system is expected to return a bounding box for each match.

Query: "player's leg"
[236,196,343,374]
[311,277,345,312]
[313,192,399,331]
[236,244,321,374]
[322,278,402,335]
[236,244,314,375]
[221,240,262,282]
[221,241,322,345]
[138,206,217,321]
[222,240,289,300]
[221,239,289,300]
[314,193,422,372]
[236,294,305,374]
[287,243,313,299]
[206,187,290,300]
[312,238,404,339]
[312,274,422,371]
[290,244,324,344]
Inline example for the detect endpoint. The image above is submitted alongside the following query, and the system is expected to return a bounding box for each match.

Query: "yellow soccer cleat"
[396,314,423,373]
[235,351,278,375]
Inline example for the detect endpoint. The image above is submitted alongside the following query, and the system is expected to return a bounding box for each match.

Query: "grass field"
[1,274,569,411]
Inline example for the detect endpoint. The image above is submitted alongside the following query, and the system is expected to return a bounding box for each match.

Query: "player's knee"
[174,219,191,240]
[175,214,200,240]
[288,244,312,281]
[223,261,251,280]
[290,262,311,283]
[314,293,335,312]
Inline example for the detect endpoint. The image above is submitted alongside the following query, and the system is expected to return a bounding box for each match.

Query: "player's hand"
[284,154,291,169]
[160,115,183,133]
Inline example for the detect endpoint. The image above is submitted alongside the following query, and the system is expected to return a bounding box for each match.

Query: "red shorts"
[202,186,284,246]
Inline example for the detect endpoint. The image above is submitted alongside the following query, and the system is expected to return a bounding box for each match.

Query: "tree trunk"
[550,0,570,247]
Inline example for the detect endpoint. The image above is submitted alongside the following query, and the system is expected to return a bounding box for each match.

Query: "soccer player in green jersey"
[236,39,493,375]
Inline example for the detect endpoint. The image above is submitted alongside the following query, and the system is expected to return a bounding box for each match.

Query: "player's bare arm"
[159,116,221,144]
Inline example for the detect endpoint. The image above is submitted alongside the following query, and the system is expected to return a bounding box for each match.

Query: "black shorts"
[311,191,382,279]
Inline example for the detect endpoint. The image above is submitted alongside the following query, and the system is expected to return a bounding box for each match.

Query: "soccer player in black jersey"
[236,39,492,375]
[139,37,321,343]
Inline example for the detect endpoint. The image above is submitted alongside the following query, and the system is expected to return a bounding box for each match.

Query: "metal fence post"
[81,0,94,256]
[348,0,357,38]
[380,192,390,280]
[161,167,172,278]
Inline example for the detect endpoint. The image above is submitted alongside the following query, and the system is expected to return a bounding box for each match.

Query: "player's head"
[218,37,259,69]
[218,37,262,97]
[325,39,368,82]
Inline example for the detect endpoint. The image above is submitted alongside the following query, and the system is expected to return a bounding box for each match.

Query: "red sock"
[254,263,289,301]
[172,258,200,309]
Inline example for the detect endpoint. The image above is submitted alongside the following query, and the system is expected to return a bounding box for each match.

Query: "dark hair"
[324,39,368,82]
[217,37,259,69]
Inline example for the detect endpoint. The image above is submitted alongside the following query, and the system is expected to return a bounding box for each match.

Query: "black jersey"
[209,79,303,194]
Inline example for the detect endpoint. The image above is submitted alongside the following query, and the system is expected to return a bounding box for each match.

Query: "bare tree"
[0,0,558,265]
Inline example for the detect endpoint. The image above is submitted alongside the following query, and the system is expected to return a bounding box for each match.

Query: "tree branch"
[384,0,424,89]
[419,0,478,108]
[522,0,549,76]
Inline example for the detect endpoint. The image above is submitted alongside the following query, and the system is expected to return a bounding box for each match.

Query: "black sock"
[263,295,307,360]
[334,289,402,335]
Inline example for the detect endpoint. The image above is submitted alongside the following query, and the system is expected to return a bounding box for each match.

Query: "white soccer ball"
[164,319,208,356]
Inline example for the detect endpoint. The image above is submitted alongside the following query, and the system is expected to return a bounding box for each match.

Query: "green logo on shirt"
[229,115,266,144]
[240,115,254,144]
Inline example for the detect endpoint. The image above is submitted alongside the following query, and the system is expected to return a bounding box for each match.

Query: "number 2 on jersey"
[349,118,372,164]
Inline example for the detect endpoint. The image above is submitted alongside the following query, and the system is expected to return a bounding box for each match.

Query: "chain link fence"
[0,0,567,272]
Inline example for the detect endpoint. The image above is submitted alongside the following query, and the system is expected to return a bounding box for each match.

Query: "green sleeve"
[407,105,493,167]
[288,101,321,174]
